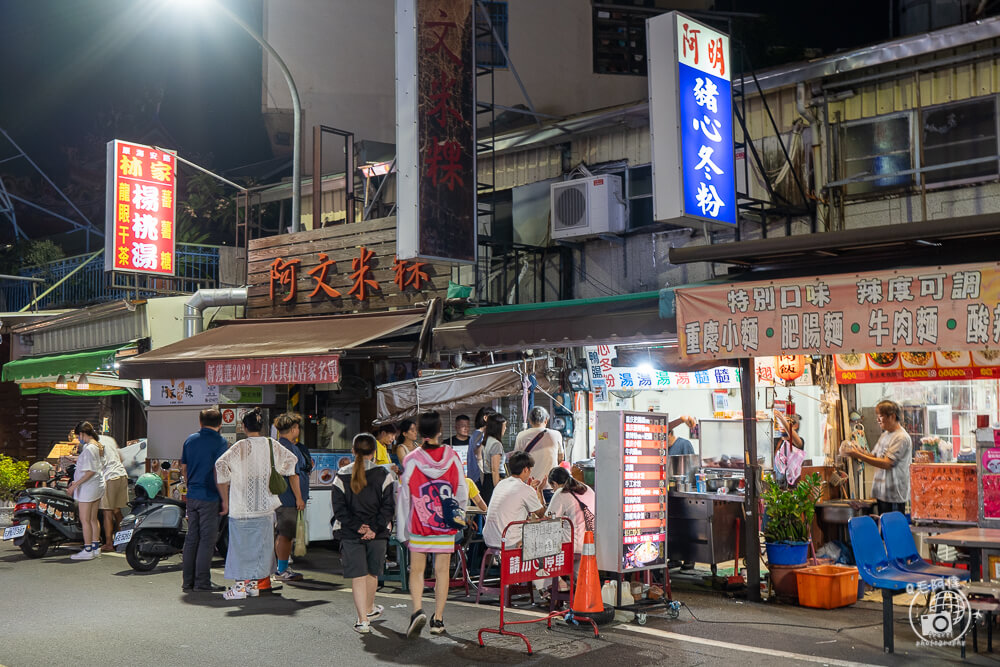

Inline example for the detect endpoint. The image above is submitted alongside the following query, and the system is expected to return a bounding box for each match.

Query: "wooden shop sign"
[246,216,451,318]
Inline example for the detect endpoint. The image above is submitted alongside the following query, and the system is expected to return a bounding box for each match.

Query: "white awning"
[376,360,556,423]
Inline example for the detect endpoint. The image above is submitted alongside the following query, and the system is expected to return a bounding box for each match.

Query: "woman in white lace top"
[215,408,298,600]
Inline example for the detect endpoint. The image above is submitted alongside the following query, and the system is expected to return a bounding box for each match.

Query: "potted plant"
[761,471,822,566]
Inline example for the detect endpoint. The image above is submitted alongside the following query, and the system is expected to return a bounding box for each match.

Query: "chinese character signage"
[647,12,736,226]
[675,262,1000,361]
[149,379,219,407]
[205,355,340,386]
[246,216,451,317]
[104,140,177,275]
[584,345,741,393]
[395,0,476,264]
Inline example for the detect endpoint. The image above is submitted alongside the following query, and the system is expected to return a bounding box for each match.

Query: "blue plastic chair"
[880,512,971,581]
[849,516,927,654]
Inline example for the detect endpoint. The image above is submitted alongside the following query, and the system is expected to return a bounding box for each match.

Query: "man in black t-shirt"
[446,415,471,449]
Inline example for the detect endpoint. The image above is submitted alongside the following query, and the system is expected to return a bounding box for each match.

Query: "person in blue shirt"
[274,412,309,581]
[180,409,229,592]
[667,429,696,456]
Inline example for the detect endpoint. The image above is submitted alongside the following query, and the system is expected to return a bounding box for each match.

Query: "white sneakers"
[70,548,95,560]
[353,621,371,634]
[223,581,248,600]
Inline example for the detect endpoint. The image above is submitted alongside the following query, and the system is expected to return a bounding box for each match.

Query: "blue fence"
[0,244,221,311]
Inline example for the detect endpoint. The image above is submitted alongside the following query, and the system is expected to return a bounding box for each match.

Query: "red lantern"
[775,355,805,382]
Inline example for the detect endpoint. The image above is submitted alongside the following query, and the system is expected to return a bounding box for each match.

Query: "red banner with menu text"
[205,355,340,386]
[675,262,1000,360]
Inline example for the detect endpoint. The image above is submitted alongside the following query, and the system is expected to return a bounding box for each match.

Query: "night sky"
[0,0,916,247]
[0,0,271,243]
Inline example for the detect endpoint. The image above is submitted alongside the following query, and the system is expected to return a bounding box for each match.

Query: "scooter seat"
[29,487,74,500]
[134,496,185,509]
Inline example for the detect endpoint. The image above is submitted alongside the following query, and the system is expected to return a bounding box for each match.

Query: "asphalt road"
[0,538,993,667]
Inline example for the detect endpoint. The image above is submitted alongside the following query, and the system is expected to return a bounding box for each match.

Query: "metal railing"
[0,244,221,311]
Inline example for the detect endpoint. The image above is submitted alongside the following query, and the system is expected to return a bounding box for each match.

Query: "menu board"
[595,411,669,573]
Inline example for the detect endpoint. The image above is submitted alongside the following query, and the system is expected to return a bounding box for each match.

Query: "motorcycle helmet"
[28,461,53,481]
[135,473,164,499]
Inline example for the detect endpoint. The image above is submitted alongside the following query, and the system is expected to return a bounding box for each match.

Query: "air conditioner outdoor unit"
[550,174,626,241]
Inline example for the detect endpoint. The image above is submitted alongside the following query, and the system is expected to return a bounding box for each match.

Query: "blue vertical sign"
[648,13,737,227]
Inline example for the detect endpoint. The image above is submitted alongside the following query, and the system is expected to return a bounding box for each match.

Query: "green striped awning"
[1,346,123,382]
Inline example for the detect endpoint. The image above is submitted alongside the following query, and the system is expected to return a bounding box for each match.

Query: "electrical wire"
[674,600,882,632]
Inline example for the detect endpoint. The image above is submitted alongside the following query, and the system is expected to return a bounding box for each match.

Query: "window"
[592,5,649,76]
[833,95,1000,197]
[476,1,508,68]
[921,98,998,184]
[839,114,913,196]
[604,164,654,228]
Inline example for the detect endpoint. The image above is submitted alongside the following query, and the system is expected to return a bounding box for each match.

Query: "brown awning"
[668,215,1000,270]
[433,293,675,353]
[376,360,557,422]
[119,309,426,380]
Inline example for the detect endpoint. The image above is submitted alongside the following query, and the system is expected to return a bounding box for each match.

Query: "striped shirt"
[872,428,911,505]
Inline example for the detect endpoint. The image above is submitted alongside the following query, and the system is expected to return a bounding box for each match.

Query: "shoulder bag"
[570,492,596,533]
[523,431,546,454]
[268,438,289,495]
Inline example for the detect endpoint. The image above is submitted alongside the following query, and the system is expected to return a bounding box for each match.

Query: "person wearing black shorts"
[331,433,396,634]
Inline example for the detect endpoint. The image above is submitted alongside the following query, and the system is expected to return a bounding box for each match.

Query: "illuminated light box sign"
[647,12,736,227]
[595,411,669,573]
[104,140,177,275]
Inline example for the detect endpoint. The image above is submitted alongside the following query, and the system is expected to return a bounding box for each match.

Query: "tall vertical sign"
[647,12,736,227]
[395,0,477,264]
[595,411,669,573]
[104,140,177,275]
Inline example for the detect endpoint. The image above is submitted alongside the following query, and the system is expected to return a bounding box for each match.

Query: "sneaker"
[429,617,446,635]
[223,583,247,600]
[91,547,101,558]
[70,548,95,560]
[273,568,303,582]
[406,609,427,638]
[353,621,371,634]
[246,580,260,597]
[367,604,384,620]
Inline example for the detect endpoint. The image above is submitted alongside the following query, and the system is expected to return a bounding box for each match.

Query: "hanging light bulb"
[76,374,90,390]
[55,374,68,390]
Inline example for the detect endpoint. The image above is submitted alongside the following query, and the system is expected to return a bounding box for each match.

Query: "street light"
[200,0,303,232]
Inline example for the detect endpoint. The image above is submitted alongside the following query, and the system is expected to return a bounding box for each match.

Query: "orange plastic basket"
[795,565,859,609]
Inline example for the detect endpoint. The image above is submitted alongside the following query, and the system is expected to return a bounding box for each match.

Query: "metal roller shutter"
[37,395,102,454]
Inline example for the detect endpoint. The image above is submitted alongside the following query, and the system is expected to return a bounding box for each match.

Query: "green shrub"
[0,455,30,502]
[761,472,822,544]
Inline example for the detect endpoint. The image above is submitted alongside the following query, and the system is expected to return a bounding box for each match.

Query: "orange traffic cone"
[571,530,602,614]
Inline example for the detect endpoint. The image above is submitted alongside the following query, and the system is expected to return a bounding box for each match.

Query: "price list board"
[595,411,669,573]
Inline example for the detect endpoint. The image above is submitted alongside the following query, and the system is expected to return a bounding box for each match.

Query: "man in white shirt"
[483,452,546,549]
[513,406,563,487]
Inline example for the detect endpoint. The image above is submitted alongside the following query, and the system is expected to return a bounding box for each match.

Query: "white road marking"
[618,624,879,667]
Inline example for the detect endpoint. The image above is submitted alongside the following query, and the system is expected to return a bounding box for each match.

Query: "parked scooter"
[7,486,82,558]
[116,471,228,572]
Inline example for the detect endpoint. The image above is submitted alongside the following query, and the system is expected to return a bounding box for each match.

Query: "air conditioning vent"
[550,175,626,241]
[554,185,588,229]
